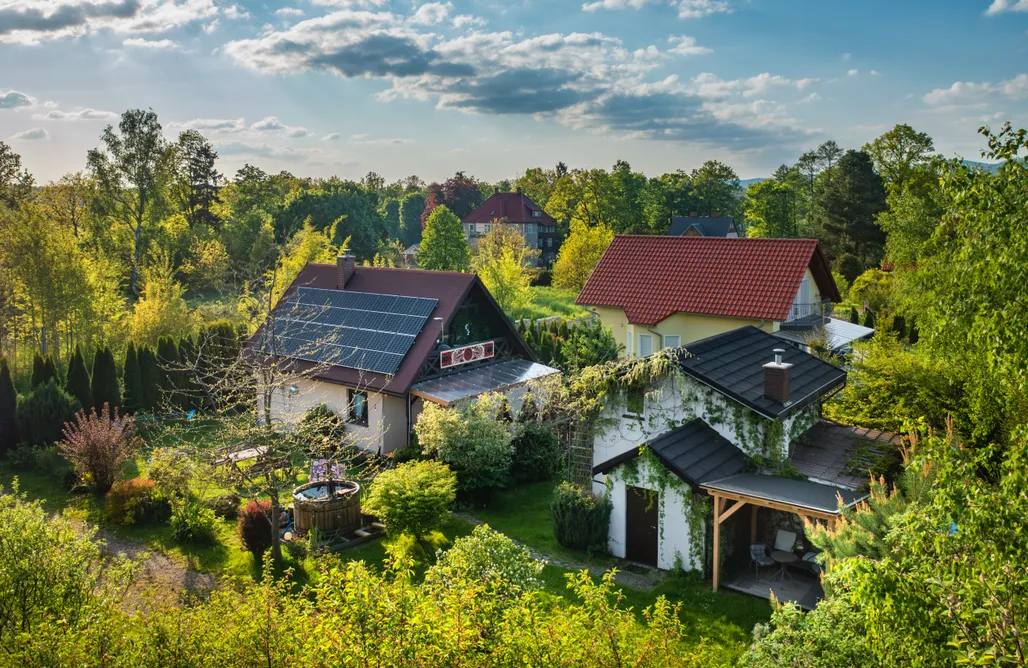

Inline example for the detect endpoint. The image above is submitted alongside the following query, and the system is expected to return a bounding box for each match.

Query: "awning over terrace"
[773,317,875,351]
[700,473,869,591]
[410,358,560,406]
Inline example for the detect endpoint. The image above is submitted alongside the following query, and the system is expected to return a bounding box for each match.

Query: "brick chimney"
[336,251,355,289]
[762,349,793,404]
[689,211,698,217]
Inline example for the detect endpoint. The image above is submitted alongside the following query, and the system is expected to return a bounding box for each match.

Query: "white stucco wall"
[590,370,820,571]
[593,458,701,571]
[267,378,408,453]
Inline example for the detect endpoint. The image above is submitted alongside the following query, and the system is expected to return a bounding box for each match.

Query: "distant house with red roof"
[462,190,559,266]
[577,236,859,356]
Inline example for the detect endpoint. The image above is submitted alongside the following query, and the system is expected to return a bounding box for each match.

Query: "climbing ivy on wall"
[605,447,711,571]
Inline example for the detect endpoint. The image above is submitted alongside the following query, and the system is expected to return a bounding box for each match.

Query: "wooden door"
[625,486,659,567]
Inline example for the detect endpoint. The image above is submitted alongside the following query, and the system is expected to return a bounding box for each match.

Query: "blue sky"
[1,0,1026,183]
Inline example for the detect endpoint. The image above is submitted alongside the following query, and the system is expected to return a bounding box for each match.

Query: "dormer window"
[532,210,542,218]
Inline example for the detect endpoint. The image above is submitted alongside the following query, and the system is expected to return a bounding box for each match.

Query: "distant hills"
[740,160,1003,189]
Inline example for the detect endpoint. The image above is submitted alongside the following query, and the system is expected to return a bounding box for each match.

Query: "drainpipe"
[648,328,663,350]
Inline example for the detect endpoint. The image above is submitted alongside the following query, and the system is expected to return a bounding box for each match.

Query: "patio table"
[771,550,799,581]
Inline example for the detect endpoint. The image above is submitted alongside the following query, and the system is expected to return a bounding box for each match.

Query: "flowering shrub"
[58,404,140,495]
[415,393,512,492]
[426,524,543,603]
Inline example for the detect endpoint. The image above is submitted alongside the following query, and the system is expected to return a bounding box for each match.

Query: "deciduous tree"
[87,109,176,294]
[417,205,470,272]
[552,217,613,292]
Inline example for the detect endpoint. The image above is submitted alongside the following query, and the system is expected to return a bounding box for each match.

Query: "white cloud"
[223,3,248,19]
[222,9,809,150]
[169,117,245,132]
[923,73,1028,105]
[349,133,413,144]
[11,127,48,140]
[409,1,451,25]
[215,140,320,160]
[123,36,179,49]
[451,13,485,29]
[986,0,1028,14]
[275,7,303,16]
[322,132,341,140]
[870,69,880,76]
[40,108,118,121]
[309,0,388,6]
[203,18,219,32]
[581,0,730,18]
[667,35,711,56]
[0,90,35,109]
[847,69,859,77]
[250,115,312,137]
[0,0,220,45]
[798,92,821,103]
[841,52,852,60]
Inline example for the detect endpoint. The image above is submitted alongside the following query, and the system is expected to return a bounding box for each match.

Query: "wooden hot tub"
[291,480,361,535]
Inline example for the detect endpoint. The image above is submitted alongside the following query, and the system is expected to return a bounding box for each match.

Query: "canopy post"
[712,495,722,591]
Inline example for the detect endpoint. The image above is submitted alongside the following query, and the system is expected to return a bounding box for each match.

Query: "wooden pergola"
[701,474,866,591]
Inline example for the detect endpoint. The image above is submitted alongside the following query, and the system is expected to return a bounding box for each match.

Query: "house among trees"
[250,253,559,453]
[668,212,739,237]
[462,190,559,266]
[577,236,871,356]
[591,326,866,605]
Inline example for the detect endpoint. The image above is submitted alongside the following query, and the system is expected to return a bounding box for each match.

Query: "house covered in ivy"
[590,325,866,591]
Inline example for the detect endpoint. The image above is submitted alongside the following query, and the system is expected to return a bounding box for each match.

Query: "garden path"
[455,511,666,591]
[71,519,218,610]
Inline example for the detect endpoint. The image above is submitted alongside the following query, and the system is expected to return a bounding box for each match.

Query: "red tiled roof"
[463,192,556,226]
[576,236,839,325]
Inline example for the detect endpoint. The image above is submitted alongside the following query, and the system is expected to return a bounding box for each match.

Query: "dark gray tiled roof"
[592,419,747,489]
[701,473,867,515]
[680,326,847,420]
[669,216,736,237]
[790,421,904,491]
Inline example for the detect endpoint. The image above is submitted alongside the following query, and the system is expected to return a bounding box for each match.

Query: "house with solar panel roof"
[252,253,560,454]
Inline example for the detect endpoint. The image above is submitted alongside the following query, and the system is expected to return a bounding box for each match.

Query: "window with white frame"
[468,223,476,233]
[638,334,653,357]
[664,335,681,349]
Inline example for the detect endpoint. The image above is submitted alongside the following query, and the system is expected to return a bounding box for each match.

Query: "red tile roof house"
[247,254,559,454]
[576,236,872,356]
[462,190,559,266]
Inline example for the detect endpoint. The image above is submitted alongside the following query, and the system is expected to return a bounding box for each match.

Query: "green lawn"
[1,424,768,661]
[512,287,590,321]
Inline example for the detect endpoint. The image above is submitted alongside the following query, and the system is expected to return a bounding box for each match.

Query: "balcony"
[781,299,833,329]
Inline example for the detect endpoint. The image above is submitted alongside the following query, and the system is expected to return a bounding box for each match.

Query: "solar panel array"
[269,287,438,375]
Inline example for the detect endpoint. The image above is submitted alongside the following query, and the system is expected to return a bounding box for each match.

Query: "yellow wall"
[592,306,778,357]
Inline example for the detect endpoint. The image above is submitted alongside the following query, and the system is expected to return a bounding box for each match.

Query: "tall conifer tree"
[137,347,160,412]
[0,358,19,454]
[64,346,92,410]
[122,343,143,413]
[90,347,121,413]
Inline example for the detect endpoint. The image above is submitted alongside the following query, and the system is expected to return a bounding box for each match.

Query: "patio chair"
[750,544,776,580]
[802,551,824,576]
[774,530,797,552]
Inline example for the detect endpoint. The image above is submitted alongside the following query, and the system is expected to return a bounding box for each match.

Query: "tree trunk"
[131,216,143,296]
[269,482,283,564]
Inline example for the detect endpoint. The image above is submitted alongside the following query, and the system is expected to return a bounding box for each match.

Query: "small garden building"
[590,326,868,602]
